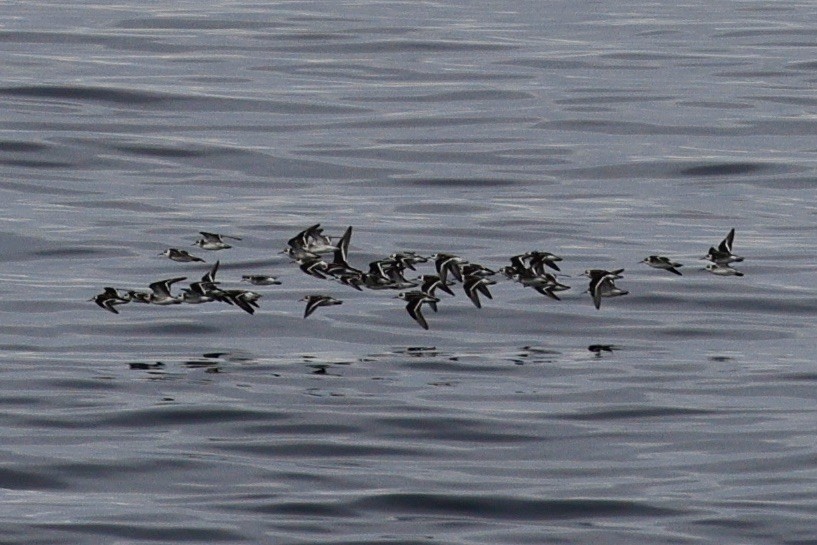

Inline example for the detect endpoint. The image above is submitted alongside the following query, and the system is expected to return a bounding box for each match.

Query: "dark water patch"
[242,422,360,435]
[106,322,224,336]
[500,58,594,70]
[100,406,272,427]
[173,95,366,115]
[50,459,197,483]
[780,373,817,382]
[680,163,772,177]
[0,300,78,314]
[0,159,79,170]
[626,293,688,307]
[182,76,255,85]
[289,14,367,23]
[601,51,709,62]
[693,517,766,534]
[34,522,244,542]
[60,199,174,213]
[32,247,111,259]
[748,118,817,136]
[0,85,171,105]
[377,416,538,443]
[537,119,741,136]
[402,178,521,188]
[552,159,795,181]
[556,406,717,421]
[358,89,534,102]
[275,31,357,41]
[677,100,754,109]
[0,84,365,115]
[337,115,534,130]
[689,452,817,475]
[656,326,790,341]
[216,441,425,458]
[788,60,817,71]
[0,30,193,53]
[701,296,817,316]
[302,146,564,167]
[110,143,212,159]
[293,64,526,85]
[715,28,817,39]
[0,394,41,406]
[0,467,69,491]
[393,202,492,214]
[351,494,682,520]
[137,149,401,181]
[0,140,48,153]
[163,177,306,190]
[260,38,516,54]
[0,180,95,196]
[740,176,817,190]
[717,69,794,78]
[0,158,76,169]
[379,139,562,152]
[116,16,284,31]
[555,94,674,105]
[251,501,356,517]
[0,232,83,262]
[270,61,419,81]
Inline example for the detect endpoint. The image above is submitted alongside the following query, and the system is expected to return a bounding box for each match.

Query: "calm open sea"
[2,1,817,543]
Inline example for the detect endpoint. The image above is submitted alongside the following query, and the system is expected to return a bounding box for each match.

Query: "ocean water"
[2,1,817,543]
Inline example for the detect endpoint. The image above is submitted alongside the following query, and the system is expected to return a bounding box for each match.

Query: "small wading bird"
[161,248,205,263]
[704,228,743,266]
[193,231,241,251]
[89,287,130,314]
[145,277,188,305]
[396,291,440,330]
[301,294,343,318]
[583,269,627,310]
[241,274,281,286]
[641,255,683,276]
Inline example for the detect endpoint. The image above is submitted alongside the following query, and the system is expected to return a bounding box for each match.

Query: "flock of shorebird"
[90,225,744,330]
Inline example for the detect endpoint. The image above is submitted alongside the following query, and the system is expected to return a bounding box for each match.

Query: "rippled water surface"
[3,1,817,543]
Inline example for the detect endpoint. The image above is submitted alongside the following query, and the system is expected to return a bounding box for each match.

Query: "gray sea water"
[2,1,817,543]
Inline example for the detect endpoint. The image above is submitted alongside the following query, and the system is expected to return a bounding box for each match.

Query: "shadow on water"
[124,343,621,377]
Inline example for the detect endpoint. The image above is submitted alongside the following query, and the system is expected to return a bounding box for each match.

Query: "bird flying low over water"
[641,255,683,276]
[462,275,496,309]
[300,294,343,318]
[286,223,338,255]
[161,248,205,263]
[194,231,241,250]
[583,269,627,310]
[90,287,130,314]
[431,253,466,284]
[704,228,743,266]
[214,289,262,314]
[146,277,188,305]
[396,291,440,330]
